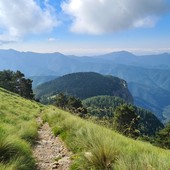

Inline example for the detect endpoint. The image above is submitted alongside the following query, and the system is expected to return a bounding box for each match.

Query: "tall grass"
[42,106,170,170]
[0,135,35,169]
[1,86,169,170]
[0,88,43,169]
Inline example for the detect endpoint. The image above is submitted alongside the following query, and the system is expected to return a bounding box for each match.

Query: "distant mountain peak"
[109,50,134,55]
[0,48,18,52]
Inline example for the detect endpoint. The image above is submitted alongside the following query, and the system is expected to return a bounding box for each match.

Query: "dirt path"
[33,117,71,170]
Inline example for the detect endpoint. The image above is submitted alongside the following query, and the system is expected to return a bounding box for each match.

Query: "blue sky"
[0,0,170,55]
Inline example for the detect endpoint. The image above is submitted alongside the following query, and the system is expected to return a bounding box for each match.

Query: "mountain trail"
[33,117,71,170]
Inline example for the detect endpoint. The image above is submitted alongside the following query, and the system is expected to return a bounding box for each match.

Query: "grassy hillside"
[0,88,43,169]
[1,87,170,169]
[42,106,170,170]
[35,72,133,103]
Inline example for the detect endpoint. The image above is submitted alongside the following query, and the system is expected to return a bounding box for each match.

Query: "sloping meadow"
[1,86,170,170]
[0,88,43,170]
[42,106,170,170]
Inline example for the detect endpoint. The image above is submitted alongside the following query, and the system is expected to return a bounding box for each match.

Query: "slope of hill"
[0,87,72,169]
[34,72,133,103]
[0,88,42,169]
[1,87,170,169]
[83,95,164,136]
[42,106,170,169]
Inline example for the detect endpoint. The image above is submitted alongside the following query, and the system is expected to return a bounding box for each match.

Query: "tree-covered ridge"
[35,72,133,103]
[0,70,34,99]
[83,95,125,117]
[83,95,164,136]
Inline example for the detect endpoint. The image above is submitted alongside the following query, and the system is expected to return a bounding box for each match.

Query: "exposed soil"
[33,117,71,170]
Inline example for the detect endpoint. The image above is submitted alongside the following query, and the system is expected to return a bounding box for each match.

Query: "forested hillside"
[83,95,164,136]
[35,72,133,103]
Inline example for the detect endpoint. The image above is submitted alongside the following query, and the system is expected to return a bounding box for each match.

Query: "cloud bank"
[0,0,58,42]
[62,0,170,34]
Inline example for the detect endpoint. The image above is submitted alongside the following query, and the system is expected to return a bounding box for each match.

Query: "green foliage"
[42,106,170,170]
[55,93,87,115]
[83,95,125,118]
[0,70,34,99]
[35,72,133,103]
[67,96,83,110]
[113,104,140,138]
[136,107,164,136]
[155,122,170,149]
[83,95,164,137]
[55,93,68,108]
[163,105,170,123]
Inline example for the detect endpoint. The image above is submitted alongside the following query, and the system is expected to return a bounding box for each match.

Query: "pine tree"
[0,70,34,99]
[113,104,140,137]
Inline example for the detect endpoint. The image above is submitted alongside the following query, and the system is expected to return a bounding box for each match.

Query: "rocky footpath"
[33,118,71,170]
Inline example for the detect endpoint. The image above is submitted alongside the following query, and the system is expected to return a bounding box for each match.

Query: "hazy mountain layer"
[1,49,170,121]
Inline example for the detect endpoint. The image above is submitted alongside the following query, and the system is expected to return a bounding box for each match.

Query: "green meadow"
[1,87,170,170]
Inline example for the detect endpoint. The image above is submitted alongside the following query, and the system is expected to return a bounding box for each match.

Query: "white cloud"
[48,37,56,41]
[0,0,58,41]
[62,0,170,34]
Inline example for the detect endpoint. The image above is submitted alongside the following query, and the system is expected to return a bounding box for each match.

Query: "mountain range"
[0,49,170,122]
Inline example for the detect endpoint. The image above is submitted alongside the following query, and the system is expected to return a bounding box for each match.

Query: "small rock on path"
[33,117,71,170]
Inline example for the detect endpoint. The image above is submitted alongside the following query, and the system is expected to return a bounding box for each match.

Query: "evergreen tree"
[55,93,87,115]
[55,93,68,109]
[0,70,34,99]
[113,104,140,138]
[155,122,170,149]
[67,96,83,109]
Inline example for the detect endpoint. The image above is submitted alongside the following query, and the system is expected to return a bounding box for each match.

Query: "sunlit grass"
[0,88,43,169]
[1,86,170,170]
[42,106,170,170]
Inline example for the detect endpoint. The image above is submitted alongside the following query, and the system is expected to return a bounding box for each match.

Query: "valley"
[1,49,170,122]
